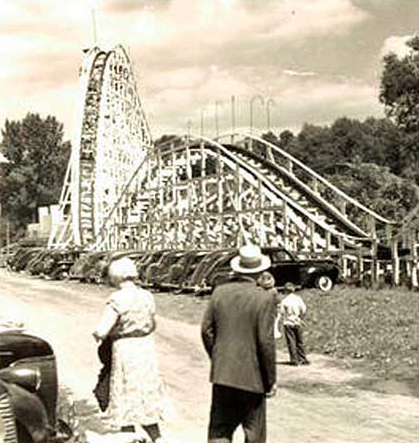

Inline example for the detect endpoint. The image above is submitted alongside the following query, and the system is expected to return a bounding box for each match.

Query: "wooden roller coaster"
[49,45,419,288]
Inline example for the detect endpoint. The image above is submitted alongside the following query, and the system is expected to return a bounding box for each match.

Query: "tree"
[0,113,71,237]
[287,123,334,170]
[323,163,418,224]
[379,35,419,133]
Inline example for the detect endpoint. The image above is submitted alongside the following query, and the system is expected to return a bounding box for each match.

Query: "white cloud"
[380,35,414,59]
[0,0,393,141]
[283,69,316,77]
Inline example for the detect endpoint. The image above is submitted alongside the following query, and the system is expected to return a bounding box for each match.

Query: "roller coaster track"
[90,133,396,254]
[50,44,398,255]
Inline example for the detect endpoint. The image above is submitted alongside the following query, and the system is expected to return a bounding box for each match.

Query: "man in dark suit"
[201,244,277,443]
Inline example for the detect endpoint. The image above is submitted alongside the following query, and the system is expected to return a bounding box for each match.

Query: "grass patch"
[154,285,419,381]
[297,286,419,379]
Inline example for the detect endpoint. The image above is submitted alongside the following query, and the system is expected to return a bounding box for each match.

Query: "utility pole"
[91,8,98,46]
[266,98,276,132]
[200,109,205,136]
[215,101,222,138]
[250,94,264,135]
[231,95,236,134]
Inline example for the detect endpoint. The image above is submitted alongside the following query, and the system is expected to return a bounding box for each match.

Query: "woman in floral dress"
[93,257,169,443]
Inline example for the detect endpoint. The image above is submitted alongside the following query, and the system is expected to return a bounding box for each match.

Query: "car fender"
[2,381,50,443]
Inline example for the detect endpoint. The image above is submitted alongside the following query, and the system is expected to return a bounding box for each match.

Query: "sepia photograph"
[1,0,418,442]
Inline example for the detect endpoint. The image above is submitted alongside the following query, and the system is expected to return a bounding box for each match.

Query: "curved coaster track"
[48,45,152,248]
[49,45,400,265]
[90,133,396,255]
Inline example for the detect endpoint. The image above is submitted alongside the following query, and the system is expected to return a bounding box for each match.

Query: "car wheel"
[57,271,69,281]
[315,275,334,292]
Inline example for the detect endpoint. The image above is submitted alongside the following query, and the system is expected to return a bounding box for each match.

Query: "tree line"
[1,36,419,240]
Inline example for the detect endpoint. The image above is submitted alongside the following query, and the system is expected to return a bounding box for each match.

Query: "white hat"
[230,244,271,274]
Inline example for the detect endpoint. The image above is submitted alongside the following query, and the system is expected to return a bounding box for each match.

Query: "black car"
[137,251,168,285]
[26,249,59,276]
[0,331,72,443]
[199,247,341,294]
[9,247,45,272]
[144,251,186,289]
[181,249,236,293]
[266,248,341,292]
[41,250,86,281]
[69,251,109,283]
[159,250,210,291]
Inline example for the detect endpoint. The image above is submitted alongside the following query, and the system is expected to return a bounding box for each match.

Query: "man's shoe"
[300,360,310,365]
[289,361,298,366]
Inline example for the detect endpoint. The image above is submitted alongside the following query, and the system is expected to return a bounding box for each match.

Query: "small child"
[280,282,310,366]
[257,271,281,339]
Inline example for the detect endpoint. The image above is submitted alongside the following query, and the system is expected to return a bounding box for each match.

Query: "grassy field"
[154,284,419,381]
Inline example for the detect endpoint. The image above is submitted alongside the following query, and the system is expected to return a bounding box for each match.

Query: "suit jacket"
[201,275,277,394]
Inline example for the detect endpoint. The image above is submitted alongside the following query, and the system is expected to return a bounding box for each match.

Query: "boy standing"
[280,282,310,366]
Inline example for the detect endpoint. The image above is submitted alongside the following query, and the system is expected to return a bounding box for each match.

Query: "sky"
[0,0,418,143]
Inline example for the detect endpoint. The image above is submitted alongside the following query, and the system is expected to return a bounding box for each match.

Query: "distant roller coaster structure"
[48,45,152,249]
[50,44,419,285]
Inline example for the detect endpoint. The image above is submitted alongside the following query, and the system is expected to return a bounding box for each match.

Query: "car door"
[267,249,302,287]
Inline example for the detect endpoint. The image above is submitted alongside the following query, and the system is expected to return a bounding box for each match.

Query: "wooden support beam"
[357,248,364,285]
[309,219,315,251]
[391,236,400,286]
[283,202,289,250]
[340,200,347,216]
[411,231,418,288]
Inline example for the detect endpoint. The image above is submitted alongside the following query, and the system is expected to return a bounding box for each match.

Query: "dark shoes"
[300,360,310,365]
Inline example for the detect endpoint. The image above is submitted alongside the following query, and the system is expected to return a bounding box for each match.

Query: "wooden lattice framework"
[91,134,396,260]
[48,45,152,248]
[50,44,419,288]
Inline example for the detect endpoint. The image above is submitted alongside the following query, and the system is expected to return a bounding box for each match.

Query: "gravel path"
[1,269,418,442]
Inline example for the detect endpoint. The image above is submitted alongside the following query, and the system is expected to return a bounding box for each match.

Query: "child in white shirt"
[279,282,310,366]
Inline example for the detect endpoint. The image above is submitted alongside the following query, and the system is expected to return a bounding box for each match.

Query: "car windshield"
[267,249,296,262]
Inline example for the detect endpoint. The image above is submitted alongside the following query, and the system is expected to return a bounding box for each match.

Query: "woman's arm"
[148,314,157,334]
[93,305,119,342]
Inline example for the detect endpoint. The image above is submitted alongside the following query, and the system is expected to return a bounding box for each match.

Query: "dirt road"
[1,269,418,442]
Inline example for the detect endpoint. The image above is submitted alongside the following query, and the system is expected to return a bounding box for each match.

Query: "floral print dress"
[102,285,168,428]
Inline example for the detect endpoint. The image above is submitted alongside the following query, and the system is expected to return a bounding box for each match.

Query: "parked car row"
[135,246,341,295]
[4,243,342,293]
[5,246,86,281]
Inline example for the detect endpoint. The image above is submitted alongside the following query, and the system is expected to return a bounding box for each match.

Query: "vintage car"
[194,247,342,295]
[0,330,71,443]
[159,250,210,291]
[41,250,86,281]
[181,249,235,293]
[26,249,58,276]
[143,251,186,289]
[136,251,168,285]
[69,251,109,283]
[9,247,45,272]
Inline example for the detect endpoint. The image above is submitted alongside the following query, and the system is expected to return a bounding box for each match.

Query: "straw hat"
[230,244,271,274]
